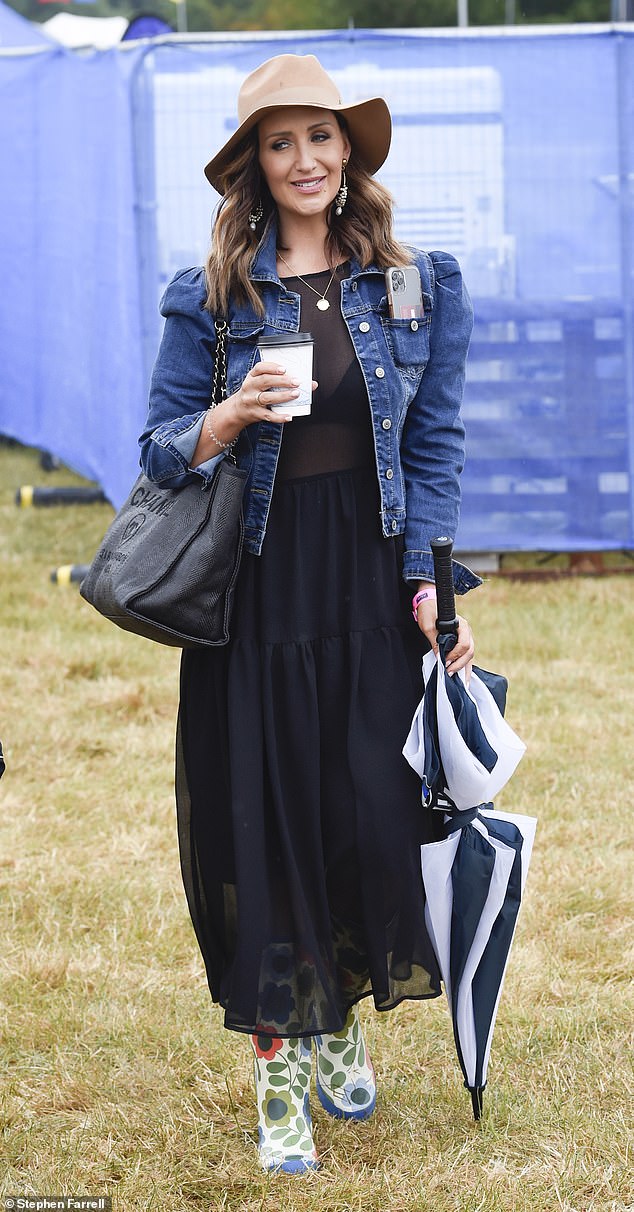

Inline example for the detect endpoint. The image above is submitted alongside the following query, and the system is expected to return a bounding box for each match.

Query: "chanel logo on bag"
[130,486,174,518]
[121,513,147,544]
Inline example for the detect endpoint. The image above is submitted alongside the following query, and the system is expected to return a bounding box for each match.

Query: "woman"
[139,53,480,1174]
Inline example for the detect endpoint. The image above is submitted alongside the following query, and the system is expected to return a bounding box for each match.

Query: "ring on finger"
[256,390,266,406]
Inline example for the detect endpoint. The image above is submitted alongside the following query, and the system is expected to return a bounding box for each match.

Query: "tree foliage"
[9,0,610,34]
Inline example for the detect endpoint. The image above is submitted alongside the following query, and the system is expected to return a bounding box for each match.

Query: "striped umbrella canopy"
[403,539,535,1118]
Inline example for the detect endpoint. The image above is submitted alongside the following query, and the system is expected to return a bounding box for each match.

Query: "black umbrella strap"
[444,806,482,833]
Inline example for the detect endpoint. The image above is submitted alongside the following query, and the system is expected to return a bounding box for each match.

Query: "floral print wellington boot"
[250,1034,319,1173]
[315,1003,377,1120]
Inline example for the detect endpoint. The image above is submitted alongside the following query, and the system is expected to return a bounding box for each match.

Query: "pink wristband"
[412,585,437,621]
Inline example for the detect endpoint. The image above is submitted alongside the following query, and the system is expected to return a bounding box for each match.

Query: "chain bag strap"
[205,317,240,459]
[212,318,228,405]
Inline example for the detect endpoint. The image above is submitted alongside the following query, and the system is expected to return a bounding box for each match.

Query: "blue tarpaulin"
[0,0,51,47]
[0,27,632,550]
[1,45,145,509]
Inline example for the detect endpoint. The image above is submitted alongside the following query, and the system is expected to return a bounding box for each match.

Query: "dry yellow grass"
[1,443,633,1211]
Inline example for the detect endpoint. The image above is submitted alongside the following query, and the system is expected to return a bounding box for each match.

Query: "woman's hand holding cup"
[231,361,317,426]
[191,362,317,466]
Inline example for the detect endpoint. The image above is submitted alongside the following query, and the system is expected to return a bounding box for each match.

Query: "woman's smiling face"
[258,106,351,225]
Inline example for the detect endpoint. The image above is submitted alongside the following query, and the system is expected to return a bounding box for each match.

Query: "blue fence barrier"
[0,26,632,550]
[462,299,629,548]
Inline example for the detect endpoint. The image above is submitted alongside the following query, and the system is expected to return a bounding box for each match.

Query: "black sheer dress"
[176,267,442,1036]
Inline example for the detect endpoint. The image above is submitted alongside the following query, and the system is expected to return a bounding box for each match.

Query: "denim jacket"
[139,223,481,593]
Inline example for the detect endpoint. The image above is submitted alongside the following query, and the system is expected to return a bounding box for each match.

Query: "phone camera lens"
[391,270,406,292]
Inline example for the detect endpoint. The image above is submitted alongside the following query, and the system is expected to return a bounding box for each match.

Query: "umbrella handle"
[431,536,459,635]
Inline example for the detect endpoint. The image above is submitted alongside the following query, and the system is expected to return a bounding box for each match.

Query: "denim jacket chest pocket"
[380,315,431,378]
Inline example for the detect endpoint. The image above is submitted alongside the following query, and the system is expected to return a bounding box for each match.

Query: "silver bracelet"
[206,408,237,452]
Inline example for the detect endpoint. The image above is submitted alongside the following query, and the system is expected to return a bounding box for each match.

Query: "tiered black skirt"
[176,465,443,1036]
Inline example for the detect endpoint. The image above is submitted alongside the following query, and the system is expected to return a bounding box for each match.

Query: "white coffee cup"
[257,332,314,416]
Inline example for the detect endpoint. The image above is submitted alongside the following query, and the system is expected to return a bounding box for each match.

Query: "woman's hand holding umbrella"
[414,593,474,677]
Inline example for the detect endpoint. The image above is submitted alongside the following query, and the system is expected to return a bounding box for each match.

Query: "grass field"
[1,444,633,1212]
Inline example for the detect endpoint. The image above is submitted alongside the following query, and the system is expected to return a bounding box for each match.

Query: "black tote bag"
[80,319,248,647]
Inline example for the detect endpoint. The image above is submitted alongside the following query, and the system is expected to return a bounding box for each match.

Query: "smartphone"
[385,266,424,320]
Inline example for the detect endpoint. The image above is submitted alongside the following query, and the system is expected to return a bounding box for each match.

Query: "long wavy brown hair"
[204,116,411,317]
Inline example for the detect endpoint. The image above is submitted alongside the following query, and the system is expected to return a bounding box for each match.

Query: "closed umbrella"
[404,538,536,1119]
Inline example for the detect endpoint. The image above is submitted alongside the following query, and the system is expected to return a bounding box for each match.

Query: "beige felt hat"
[204,53,392,193]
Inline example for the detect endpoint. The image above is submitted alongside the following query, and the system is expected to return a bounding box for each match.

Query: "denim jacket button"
[351,282,358,292]
[410,319,419,331]
[359,321,370,333]
[391,519,398,531]
[385,468,394,480]
[375,367,385,378]
[382,418,392,430]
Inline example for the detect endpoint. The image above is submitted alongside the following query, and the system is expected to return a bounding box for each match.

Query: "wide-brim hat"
[204,53,392,194]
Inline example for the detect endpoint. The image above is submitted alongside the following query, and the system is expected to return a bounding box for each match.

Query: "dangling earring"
[334,159,348,216]
[248,201,263,231]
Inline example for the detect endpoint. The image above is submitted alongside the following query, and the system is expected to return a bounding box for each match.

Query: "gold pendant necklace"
[277,253,337,311]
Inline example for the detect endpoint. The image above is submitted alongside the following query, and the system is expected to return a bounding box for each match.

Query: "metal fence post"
[130,48,160,397]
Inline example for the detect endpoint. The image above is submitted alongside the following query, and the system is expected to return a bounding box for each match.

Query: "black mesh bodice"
[275,266,376,481]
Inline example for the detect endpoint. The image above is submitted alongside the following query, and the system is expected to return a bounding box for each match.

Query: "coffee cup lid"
[257,332,313,347]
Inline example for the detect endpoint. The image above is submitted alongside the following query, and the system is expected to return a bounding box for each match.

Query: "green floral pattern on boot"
[315,1003,376,1120]
[251,1034,319,1173]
